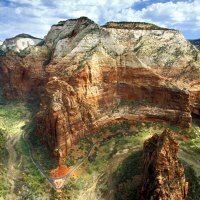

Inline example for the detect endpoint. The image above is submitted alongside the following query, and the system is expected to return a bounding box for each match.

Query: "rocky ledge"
[140,130,188,200]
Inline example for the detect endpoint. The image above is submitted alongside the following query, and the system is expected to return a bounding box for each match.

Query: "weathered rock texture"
[140,130,188,200]
[0,34,42,53]
[0,17,200,161]
[0,47,48,99]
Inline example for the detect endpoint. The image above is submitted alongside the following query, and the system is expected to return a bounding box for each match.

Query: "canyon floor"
[0,101,200,200]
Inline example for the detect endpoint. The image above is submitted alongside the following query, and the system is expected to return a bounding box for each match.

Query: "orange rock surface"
[49,165,71,178]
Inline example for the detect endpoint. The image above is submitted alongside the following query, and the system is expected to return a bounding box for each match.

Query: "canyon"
[0,17,200,165]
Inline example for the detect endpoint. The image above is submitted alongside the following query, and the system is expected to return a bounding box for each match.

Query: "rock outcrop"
[0,34,42,53]
[0,17,200,162]
[140,130,188,200]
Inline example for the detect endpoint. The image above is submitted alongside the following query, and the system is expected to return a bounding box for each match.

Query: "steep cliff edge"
[0,17,200,162]
[140,130,188,200]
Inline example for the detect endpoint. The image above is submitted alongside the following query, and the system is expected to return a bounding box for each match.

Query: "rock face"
[0,17,200,162]
[0,46,48,99]
[190,90,200,116]
[140,130,188,200]
[0,34,42,53]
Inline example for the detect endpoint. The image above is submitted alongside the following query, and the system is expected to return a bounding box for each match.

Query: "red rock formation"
[0,17,199,163]
[49,165,71,178]
[0,49,47,99]
[36,65,192,163]
[140,130,188,200]
[190,90,200,116]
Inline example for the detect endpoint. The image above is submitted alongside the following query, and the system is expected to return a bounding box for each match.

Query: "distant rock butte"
[0,33,42,53]
[140,130,188,200]
[0,17,199,163]
[190,39,200,50]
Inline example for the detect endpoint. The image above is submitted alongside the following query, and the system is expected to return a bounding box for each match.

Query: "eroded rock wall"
[36,63,192,163]
[0,46,48,99]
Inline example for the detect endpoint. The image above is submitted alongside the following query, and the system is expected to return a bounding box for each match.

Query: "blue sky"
[0,0,199,40]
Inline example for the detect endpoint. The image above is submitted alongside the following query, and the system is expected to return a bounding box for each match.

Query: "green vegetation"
[15,135,47,199]
[0,102,29,134]
[0,49,5,56]
[0,101,50,199]
[63,69,68,76]
[114,151,142,200]
[52,21,66,26]
[0,128,8,166]
[36,40,45,46]
[0,128,9,199]
[157,45,168,54]
[181,160,200,200]
[102,21,170,30]
[174,47,184,58]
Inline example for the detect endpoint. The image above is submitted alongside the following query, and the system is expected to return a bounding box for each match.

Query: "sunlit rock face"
[0,17,200,162]
[140,130,188,200]
[0,34,42,53]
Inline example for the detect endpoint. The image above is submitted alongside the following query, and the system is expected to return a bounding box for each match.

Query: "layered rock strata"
[0,48,48,99]
[140,130,188,200]
[0,17,200,162]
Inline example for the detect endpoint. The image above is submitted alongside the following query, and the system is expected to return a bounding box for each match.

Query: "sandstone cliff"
[140,130,188,200]
[0,17,200,162]
[0,46,48,99]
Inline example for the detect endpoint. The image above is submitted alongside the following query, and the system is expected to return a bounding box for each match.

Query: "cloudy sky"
[0,0,199,40]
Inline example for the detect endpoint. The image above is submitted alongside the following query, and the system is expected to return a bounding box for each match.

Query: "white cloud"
[142,1,200,23]
[0,0,200,40]
[15,7,21,14]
